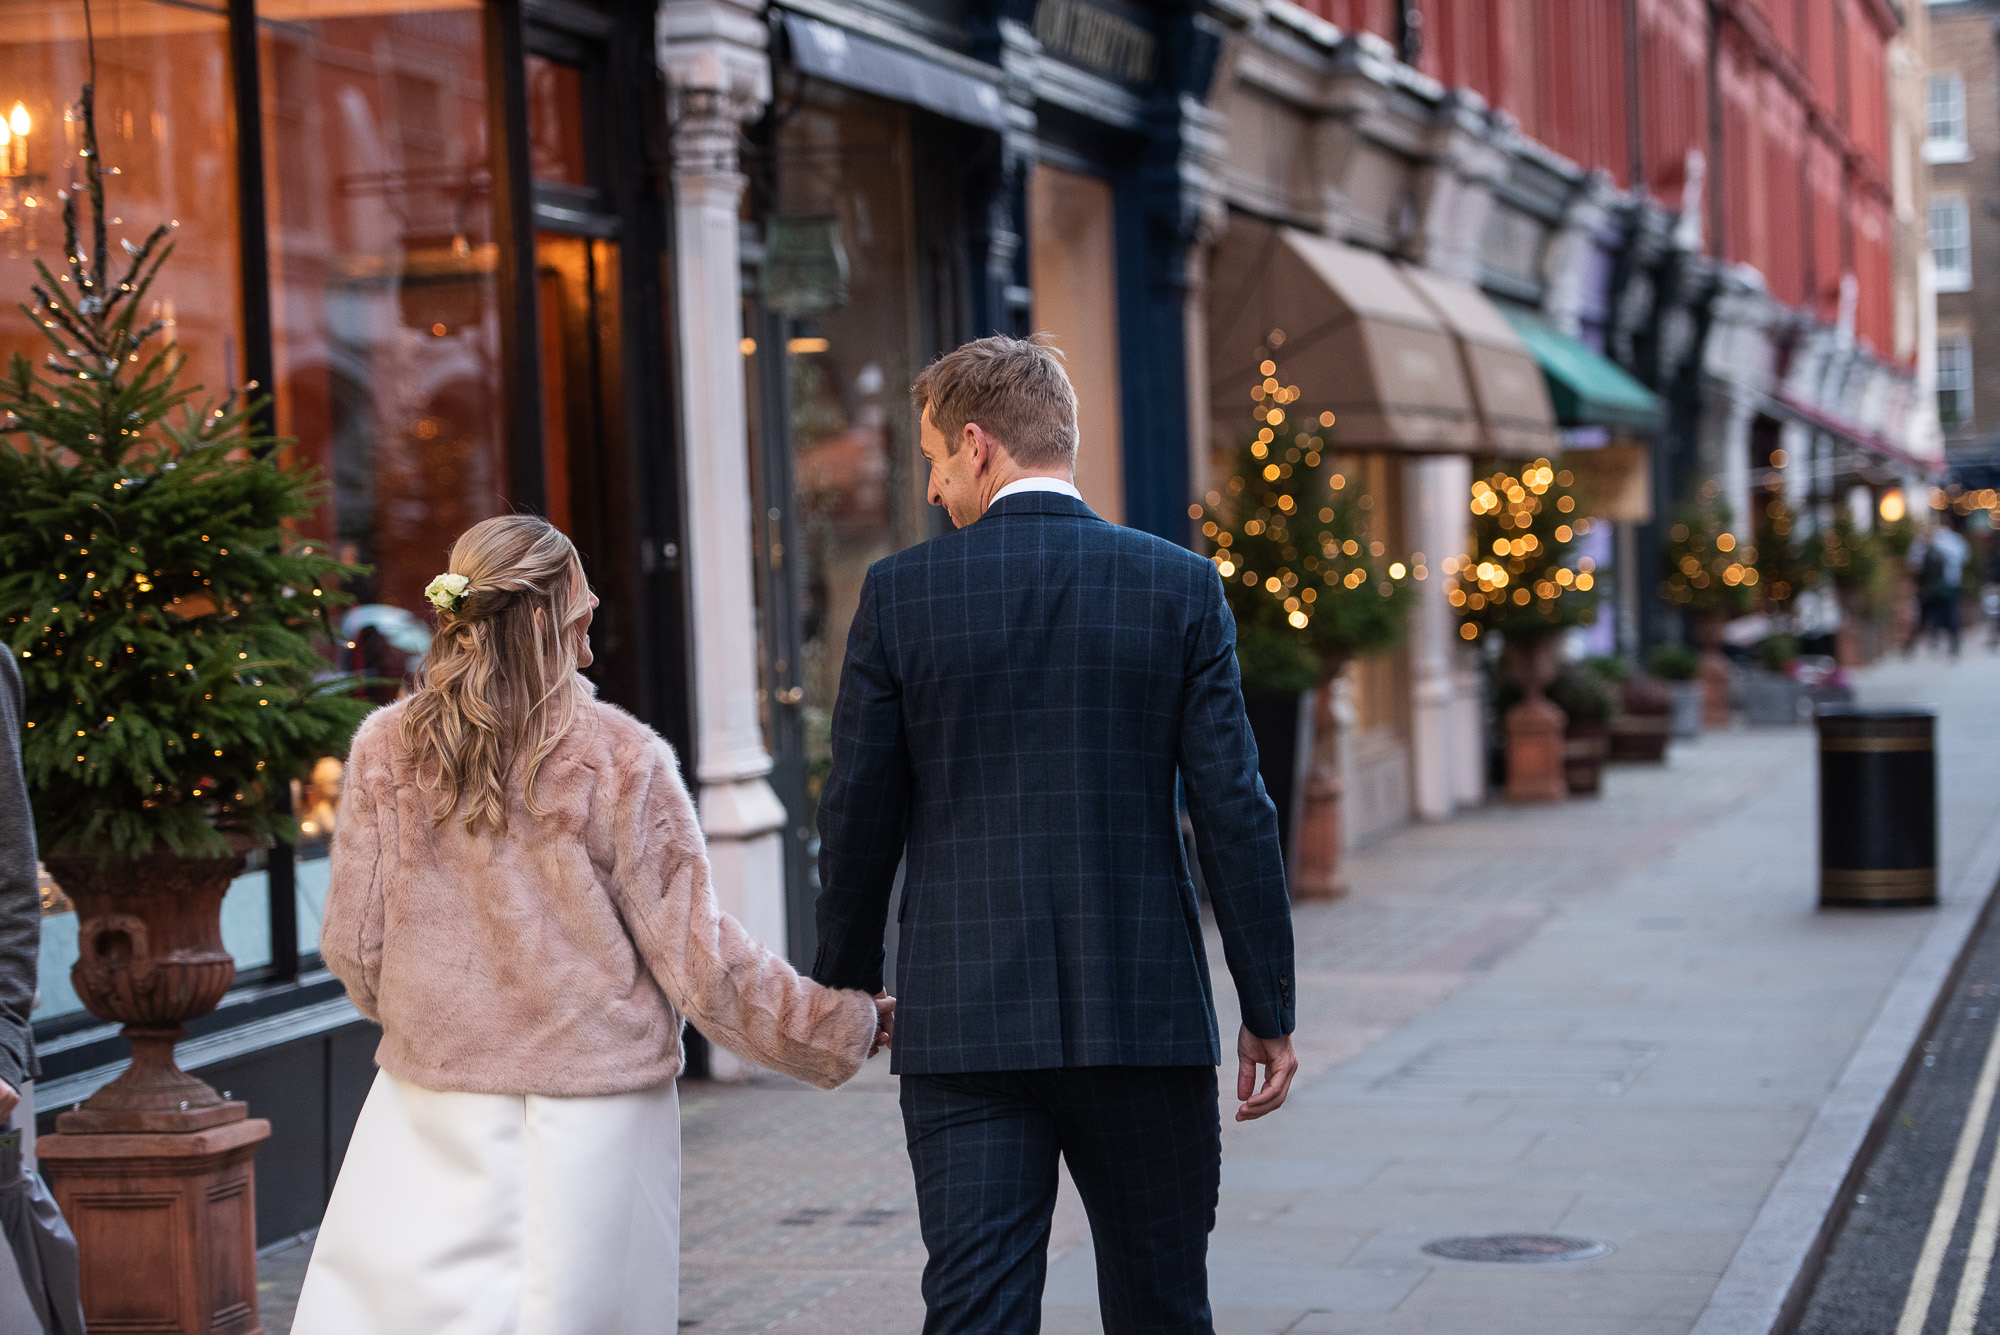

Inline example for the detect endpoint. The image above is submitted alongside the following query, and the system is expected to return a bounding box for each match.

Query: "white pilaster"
[1404,454,1472,821]
[659,0,786,1079]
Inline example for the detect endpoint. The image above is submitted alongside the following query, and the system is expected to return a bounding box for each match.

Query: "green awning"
[1499,307,1663,433]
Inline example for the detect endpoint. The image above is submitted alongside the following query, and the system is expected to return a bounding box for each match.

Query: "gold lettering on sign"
[1033,0,1157,85]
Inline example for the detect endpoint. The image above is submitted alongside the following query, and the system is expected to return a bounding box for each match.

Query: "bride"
[292,514,889,1333]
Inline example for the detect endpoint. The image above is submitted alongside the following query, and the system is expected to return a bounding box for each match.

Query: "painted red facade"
[1295,0,1902,358]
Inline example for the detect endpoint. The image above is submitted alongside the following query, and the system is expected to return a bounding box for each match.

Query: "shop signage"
[1032,0,1157,87]
[763,215,850,316]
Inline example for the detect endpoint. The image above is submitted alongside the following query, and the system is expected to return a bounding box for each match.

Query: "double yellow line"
[1900,1009,2000,1335]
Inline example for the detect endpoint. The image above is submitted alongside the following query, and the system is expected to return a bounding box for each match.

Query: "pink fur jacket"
[321,695,878,1096]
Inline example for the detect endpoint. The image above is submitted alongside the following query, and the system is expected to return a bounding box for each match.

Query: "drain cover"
[1422,1234,1612,1263]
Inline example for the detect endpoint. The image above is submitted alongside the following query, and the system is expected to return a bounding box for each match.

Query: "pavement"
[256,648,2000,1334]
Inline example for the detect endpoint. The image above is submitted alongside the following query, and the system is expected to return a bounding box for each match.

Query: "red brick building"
[1308,0,1905,363]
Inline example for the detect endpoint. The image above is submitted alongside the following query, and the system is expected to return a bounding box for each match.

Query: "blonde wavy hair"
[400,515,592,835]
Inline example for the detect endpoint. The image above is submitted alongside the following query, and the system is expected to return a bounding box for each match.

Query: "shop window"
[1925,73,1969,163]
[766,93,926,813]
[1931,195,1972,293]
[1029,164,1123,523]
[2,0,247,1025]
[526,54,588,187]
[1938,336,1973,428]
[255,0,511,963]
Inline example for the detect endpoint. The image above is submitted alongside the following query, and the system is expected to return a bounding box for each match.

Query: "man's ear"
[962,422,988,474]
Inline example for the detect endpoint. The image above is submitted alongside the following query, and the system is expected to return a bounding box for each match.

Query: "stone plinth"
[1504,697,1567,803]
[38,1113,269,1335]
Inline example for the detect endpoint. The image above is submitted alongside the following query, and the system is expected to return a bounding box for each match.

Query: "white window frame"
[1932,195,1973,292]
[1937,335,1973,428]
[1927,72,1971,164]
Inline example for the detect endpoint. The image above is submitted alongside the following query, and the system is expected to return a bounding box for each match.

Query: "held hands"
[869,992,896,1058]
[0,1079,17,1121]
[1235,1026,1297,1122]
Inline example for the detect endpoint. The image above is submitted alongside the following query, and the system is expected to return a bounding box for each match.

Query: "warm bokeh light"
[1879,489,1905,524]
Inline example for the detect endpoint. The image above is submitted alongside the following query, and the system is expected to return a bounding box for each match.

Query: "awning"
[1768,390,1945,479]
[1500,308,1663,433]
[1208,220,1479,453]
[1399,266,1559,459]
[780,12,1011,132]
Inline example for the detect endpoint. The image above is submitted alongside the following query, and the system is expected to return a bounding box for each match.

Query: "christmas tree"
[1194,356,1412,691]
[0,83,368,862]
[1450,459,1599,642]
[1806,512,1880,596]
[1658,492,1755,615]
[1750,494,1821,610]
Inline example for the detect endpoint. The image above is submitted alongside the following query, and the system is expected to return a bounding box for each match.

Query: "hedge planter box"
[1563,723,1607,796]
[1742,671,1807,727]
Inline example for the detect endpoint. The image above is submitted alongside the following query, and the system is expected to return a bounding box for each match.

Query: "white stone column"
[1404,454,1473,821]
[659,0,787,1078]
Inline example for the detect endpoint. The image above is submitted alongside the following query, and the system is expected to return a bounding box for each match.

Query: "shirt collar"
[990,477,1084,507]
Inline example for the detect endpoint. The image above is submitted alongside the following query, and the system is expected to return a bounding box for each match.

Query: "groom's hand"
[1235,1027,1297,1122]
[870,992,896,1058]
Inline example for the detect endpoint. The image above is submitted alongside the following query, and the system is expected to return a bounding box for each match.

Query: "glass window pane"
[219,865,276,973]
[526,55,587,186]
[33,867,83,1024]
[0,0,242,404]
[258,0,510,697]
[771,94,927,827]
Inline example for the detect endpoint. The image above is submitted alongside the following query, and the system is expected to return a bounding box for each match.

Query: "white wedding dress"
[291,1070,681,1334]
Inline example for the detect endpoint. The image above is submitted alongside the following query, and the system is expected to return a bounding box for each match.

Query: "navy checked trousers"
[900,1066,1222,1335]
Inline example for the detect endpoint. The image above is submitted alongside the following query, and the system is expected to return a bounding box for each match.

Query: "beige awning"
[1397,266,1559,459]
[1208,220,1480,453]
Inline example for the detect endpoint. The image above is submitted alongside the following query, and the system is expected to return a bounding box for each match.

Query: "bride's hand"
[870,992,896,1057]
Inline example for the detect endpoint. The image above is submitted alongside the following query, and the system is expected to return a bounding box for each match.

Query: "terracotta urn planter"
[1292,667,1350,901]
[41,852,246,1134]
[1687,610,1734,728]
[1501,633,1567,803]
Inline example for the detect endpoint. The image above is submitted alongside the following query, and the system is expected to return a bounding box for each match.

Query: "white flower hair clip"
[424,573,471,614]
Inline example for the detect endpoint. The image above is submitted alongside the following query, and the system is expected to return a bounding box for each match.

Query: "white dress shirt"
[990,477,1084,506]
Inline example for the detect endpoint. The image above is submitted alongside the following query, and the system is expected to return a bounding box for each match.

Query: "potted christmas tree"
[1659,490,1753,727]
[1195,360,1411,896]
[0,86,367,1125]
[1451,460,1599,801]
[1806,514,1880,665]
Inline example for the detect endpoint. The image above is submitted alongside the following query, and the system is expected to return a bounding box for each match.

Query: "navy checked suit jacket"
[810,490,1297,1075]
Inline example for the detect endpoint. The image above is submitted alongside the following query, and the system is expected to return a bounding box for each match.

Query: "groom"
[811,334,1297,1334]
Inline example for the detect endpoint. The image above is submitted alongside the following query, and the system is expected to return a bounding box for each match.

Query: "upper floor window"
[1932,195,1973,292]
[1927,73,1970,163]
[1938,335,1973,428]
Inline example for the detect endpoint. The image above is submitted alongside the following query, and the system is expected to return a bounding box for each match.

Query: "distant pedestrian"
[814,335,1298,1335]
[0,652,85,1335]
[292,515,890,1335]
[1906,518,1972,656]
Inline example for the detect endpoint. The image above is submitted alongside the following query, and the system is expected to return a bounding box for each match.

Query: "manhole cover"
[1421,1234,1613,1263]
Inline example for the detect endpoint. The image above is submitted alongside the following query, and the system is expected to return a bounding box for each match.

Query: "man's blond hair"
[910,334,1079,471]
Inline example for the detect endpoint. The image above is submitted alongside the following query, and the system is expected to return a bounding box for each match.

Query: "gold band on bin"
[1819,735,1933,753]
[1821,868,1937,901]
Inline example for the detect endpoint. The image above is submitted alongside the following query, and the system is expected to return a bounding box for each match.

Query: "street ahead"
[1801,893,2000,1335]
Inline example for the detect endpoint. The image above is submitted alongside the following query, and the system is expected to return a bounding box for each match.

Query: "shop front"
[5,0,689,1241]
[696,0,1224,969]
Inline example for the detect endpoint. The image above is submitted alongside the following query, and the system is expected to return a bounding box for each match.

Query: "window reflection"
[258,0,508,687]
[0,0,242,425]
[257,0,507,967]
[770,93,926,816]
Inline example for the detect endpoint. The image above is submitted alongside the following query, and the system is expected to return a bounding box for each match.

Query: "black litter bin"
[1816,705,1937,907]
